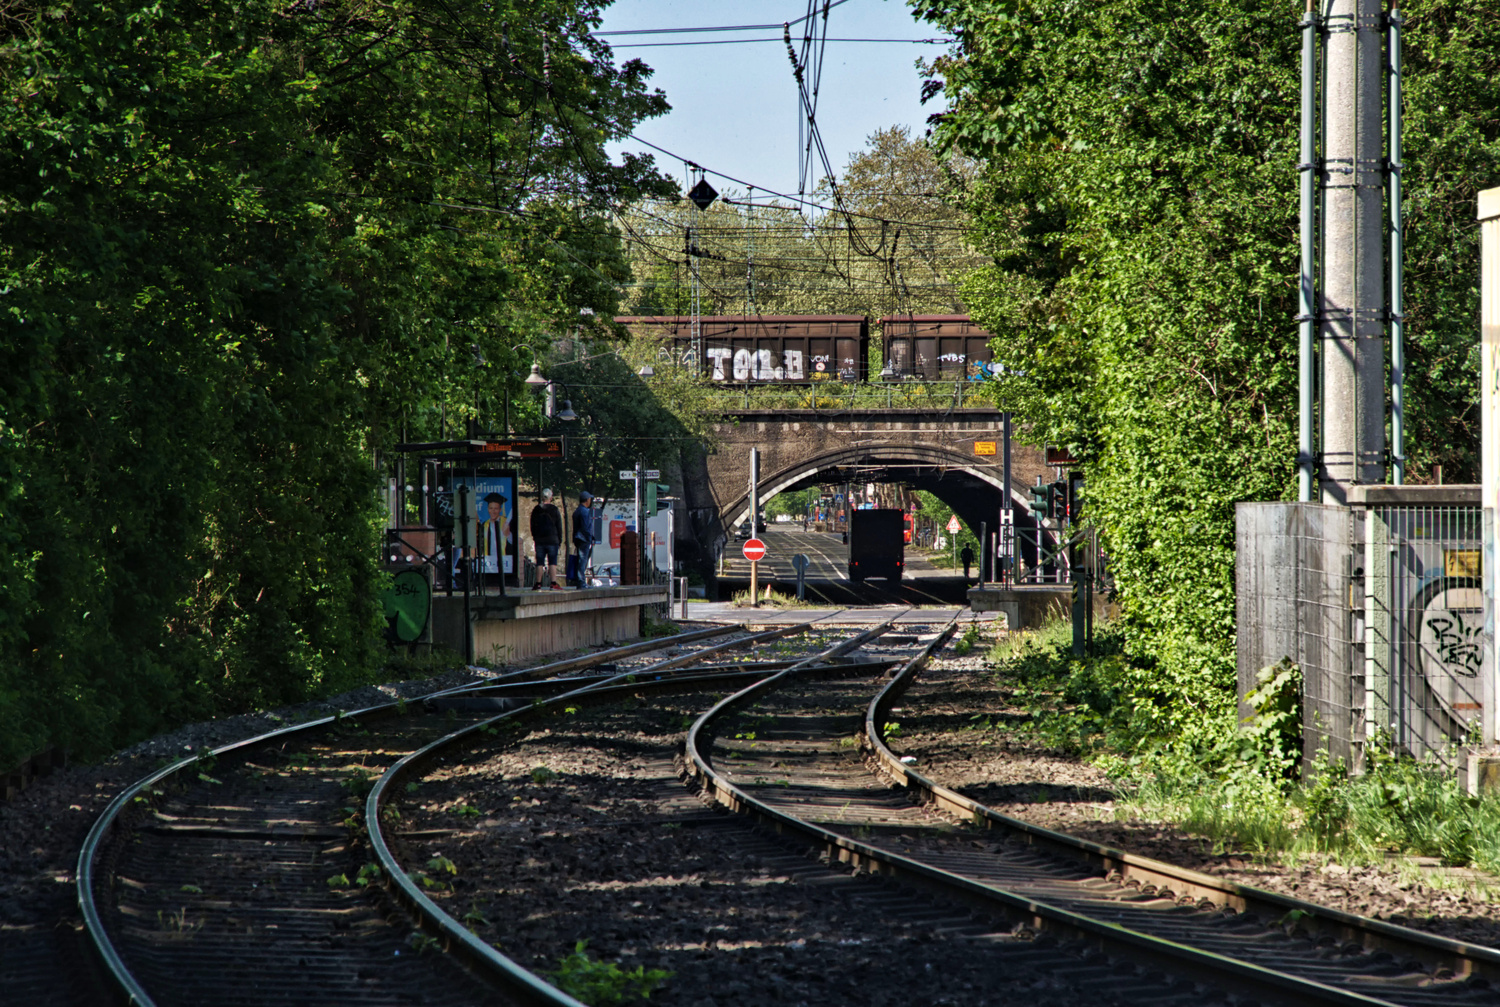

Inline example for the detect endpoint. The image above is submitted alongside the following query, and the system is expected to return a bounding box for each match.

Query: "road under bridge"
[674,405,1061,596]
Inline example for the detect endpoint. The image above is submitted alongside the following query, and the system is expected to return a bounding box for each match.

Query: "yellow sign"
[974,441,997,456]
[1445,550,1482,579]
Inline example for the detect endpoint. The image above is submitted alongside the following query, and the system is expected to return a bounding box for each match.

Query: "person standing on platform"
[530,488,563,589]
[572,490,596,589]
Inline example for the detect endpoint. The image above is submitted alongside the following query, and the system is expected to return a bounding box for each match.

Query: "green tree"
[0,0,671,766]
[616,126,985,321]
[910,0,1500,751]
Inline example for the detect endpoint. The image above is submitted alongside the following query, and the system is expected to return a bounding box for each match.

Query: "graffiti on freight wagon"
[705,347,858,382]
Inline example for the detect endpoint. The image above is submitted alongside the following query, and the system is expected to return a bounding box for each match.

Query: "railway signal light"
[1049,481,1068,523]
[1028,481,1049,519]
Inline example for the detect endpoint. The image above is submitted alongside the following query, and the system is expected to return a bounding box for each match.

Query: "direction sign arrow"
[742,538,767,562]
[791,553,810,572]
[644,470,661,480]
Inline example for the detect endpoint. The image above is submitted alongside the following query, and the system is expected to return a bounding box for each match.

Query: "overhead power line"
[593,2,852,36]
[609,37,952,48]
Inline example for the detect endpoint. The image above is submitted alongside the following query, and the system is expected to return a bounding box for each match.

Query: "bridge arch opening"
[722,444,1053,574]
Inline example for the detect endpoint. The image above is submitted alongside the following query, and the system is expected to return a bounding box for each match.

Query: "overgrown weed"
[984,619,1500,875]
[729,587,818,610]
[548,939,672,1004]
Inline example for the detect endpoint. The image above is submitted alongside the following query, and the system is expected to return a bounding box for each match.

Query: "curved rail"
[686,625,1416,1007]
[76,625,748,1007]
[363,617,871,1006]
[865,654,1500,988]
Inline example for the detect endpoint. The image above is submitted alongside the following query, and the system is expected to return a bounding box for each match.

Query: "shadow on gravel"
[901,711,1030,734]
[959,782,1115,806]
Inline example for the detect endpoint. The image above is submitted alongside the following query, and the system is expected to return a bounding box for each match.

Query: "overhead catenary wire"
[609,37,951,48]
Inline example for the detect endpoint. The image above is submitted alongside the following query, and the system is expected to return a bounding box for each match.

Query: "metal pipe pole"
[1299,0,1319,501]
[1388,4,1405,484]
[1002,412,1013,575]
[458,483,472,665]
[1320,0,1387,503]
[749,448,760,606]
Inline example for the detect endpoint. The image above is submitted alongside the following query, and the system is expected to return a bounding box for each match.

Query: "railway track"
[72,621,839,1007]
[72,613,1500,1005]
[687,629,1500,1006]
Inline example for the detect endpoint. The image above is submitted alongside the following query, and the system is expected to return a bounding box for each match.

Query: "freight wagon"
[878,315,997,382]
[614,315,869,384]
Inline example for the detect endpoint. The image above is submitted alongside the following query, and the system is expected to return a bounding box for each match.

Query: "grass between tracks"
[982,620,1500,878]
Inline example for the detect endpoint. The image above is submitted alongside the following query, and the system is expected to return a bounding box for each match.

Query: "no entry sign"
[742,538,767,562]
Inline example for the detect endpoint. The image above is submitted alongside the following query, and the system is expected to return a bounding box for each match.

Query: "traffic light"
[1027,480,1049,519]
[1067,471,1085,524]
[653,483,670,513]
[1048,481,1068,522]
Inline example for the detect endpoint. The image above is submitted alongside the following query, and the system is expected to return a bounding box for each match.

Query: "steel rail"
[75,626,742,1007]
[364,623,901,1006]
[686,628,1408,1007]
[631,617,831,673]
[865,654,1500,988]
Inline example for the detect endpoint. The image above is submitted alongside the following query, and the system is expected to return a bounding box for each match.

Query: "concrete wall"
[431,586,668,665]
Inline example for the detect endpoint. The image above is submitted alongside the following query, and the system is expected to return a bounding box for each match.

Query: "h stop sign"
[742,538,767,562]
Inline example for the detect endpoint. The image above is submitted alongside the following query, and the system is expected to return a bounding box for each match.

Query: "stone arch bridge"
[677,406,1059,587]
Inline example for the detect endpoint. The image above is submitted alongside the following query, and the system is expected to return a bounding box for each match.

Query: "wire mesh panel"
[1236,503,1357,770]
[1369,505,1484,765]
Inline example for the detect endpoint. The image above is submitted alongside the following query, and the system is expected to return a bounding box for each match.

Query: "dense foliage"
[617,126,985,320]
[911,0,1500,754]
[0,0,671,767]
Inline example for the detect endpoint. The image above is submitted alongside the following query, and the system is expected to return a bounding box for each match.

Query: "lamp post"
[502,343,549,435]
[544,379,578,423]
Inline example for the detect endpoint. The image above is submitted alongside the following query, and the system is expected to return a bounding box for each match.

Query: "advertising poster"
[451,471,517,581]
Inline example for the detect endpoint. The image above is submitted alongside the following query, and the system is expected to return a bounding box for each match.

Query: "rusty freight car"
[879,315,996,381]
[615,315,868,384]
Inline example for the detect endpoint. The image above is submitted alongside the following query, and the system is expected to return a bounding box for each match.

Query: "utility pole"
[746,186,756,315]
[1319,0,1386,502]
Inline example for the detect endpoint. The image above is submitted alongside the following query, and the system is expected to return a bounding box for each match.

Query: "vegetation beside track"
[911,0,1500,809]
[983,620,1500,876]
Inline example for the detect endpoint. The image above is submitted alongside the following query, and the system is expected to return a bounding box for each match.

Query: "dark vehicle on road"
[848,508,904,583]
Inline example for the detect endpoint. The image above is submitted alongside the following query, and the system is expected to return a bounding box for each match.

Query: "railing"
[704,379,996,413]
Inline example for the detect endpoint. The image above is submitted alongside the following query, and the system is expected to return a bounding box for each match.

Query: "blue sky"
[597,0,946,201]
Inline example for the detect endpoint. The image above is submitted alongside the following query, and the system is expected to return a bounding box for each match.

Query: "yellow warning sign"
[974,441,997,456]
[1445,549,1481,579]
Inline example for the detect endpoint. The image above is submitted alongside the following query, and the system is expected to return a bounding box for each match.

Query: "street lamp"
[503,344,549,434]
[545,380,578,422]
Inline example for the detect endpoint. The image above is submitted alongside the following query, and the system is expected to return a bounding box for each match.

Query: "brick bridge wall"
[672,409,1055,588]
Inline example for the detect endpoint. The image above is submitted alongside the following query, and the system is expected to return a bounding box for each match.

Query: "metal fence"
[1236,503,1358,771]
[1366,504,1486,765]
[1237,497,1487,773]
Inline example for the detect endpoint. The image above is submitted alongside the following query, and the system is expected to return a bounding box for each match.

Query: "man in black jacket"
[530,488,563,589]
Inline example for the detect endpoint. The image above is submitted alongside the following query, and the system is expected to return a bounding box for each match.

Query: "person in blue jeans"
[572,490,595,588]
